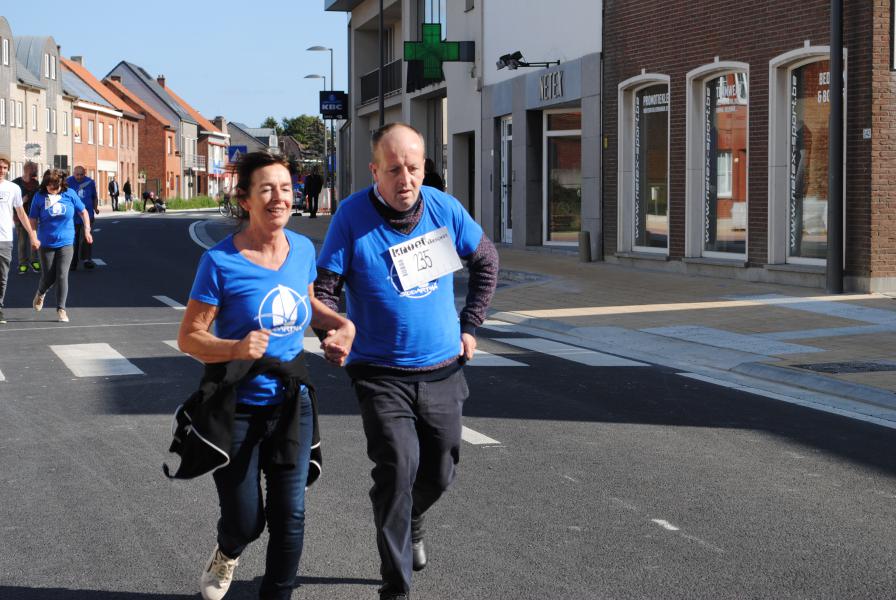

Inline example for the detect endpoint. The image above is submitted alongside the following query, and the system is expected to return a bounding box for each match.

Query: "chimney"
[71,56,83,66]
[110,75,121,82]
[212,116,228,134]
[157,75,166,87]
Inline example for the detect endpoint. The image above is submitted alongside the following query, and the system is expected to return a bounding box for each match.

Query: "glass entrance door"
[500,116,513,243]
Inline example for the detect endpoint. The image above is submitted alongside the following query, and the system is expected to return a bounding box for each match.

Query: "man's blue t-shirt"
[28,190,85,248]
[317,185,483,368]
[65,176,97,224]
[189,230,317,406]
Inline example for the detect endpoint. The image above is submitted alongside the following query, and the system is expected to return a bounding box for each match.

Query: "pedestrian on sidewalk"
[176,151,355,600]
[28,168,91,323]
[422,158,444,192]
[108,176,120,211]
[65,166,99,270]
[11,161,41,274]
[315,122,499,600]
[123,179,133,211]
[303,167,323,219]
[0,154,40,324]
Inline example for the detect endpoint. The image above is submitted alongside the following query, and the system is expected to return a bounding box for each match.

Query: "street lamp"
[308,45,336,203]
[304,73,328,209]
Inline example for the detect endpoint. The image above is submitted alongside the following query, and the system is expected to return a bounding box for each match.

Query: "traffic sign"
[227,145,248,163]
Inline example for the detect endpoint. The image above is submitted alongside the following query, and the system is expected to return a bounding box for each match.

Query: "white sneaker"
[57,309,69,323]
[33,292,45,312]
[200,545,238,600]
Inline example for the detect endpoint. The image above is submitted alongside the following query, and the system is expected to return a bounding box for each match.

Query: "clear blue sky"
[1,2,348,128]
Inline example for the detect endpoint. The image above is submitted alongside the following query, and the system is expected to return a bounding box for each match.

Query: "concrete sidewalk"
[201,212,896,425]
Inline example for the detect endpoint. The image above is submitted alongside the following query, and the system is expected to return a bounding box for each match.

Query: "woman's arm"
[177,299,270,363]
[308,283,355,366]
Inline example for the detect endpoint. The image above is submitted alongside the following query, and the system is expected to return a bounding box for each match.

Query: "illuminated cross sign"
[404,23,474,82]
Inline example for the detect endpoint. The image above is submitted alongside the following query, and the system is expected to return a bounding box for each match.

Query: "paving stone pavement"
[199,211,896,420]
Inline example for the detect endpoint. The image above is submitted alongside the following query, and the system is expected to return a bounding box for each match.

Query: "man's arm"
[459,234,499,336]
[14,206,40,250]
[313,267,347,341]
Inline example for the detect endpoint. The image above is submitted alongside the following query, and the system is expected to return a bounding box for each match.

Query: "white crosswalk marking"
[468,349,526,367]
[50,343,145,377]
[0,369,5,382]
[154,295,186,310]
[462,426,500,445]
[492,337,648,367]
[303,336,324,356]
[91,258,107,266]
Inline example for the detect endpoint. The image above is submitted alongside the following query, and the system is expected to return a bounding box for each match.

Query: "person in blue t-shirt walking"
[178,151,355,600]
[65,166,99,270]
[28,169,92,323]
[315,123,499,600]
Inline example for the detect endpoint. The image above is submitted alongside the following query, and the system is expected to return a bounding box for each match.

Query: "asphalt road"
[1,212,895,599]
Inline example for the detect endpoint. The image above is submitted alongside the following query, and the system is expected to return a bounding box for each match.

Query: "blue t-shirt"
[189,230,318,405]
[28,189,85,248]
[65,176,97,224]
[317,185,483,368]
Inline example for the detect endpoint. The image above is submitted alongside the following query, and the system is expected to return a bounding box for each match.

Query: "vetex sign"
[319,91,347,120]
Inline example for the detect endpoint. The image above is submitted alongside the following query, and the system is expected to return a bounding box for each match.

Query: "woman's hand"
[321,320,355,367]
[84,230,93,245]
[232,329,271,360]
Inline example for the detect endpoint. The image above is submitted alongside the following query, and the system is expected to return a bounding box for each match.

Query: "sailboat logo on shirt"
[257,284,309,337]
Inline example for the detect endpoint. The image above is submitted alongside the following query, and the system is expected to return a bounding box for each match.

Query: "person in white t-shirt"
[0,153,40,324]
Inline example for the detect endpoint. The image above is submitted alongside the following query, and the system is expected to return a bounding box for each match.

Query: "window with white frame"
[1,38,8,66]
[16,101,22,128]
[0,99,5,125]
[73,116,81,142]
[31,104,37,131]
[108,124,114,147]
[167,137,171,155]
[44,54,49,78]
[62,111,68,136]
[45,107,50,132]
[51,108,56,133]
[633,83,670,250]
[88,120,94,144]
[97,120,104,146]
[716,151,733,197]
[50,56,56,80]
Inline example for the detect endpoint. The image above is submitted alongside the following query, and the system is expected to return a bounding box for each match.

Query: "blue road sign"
[227,145,248,163]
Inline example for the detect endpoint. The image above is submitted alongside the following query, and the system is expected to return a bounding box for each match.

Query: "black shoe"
[84,260,96,269]
[411,515,426,571]
[379,589,409,600]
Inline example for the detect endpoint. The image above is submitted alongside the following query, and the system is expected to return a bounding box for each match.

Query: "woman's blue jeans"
[213,390,313,600]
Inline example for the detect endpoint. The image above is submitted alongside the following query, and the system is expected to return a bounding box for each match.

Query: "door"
[500,116,513,243]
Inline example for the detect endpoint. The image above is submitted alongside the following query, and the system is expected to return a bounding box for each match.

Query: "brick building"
[603,1,894,292]
[104,77,178,200]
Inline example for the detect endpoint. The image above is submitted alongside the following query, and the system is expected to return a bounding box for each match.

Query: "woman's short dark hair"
[233,151,291,220]
[39,169,68,195]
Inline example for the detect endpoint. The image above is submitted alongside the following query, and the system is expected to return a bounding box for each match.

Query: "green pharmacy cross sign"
[404,23,474,83]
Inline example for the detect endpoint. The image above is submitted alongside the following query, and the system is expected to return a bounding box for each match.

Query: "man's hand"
[460,332,476,362]
[320,320,356,367]
[30,233,40,251]
[232,329,270,360]
[84,230,93,245]
[94,206,100,214]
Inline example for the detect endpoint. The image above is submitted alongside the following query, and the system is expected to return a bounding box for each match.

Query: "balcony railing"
[360,60,402,106]
[183,154,207,171]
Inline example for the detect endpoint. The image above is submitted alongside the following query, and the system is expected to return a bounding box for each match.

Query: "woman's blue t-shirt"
[28,189,85,248]
[189,230,317,406]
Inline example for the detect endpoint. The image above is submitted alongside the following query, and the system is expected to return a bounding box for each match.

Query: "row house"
[104,76,178,200]
[106,62,199,199]
[162,85,229,197]
[228,121,279,154]
[328,1,896,293]
[61,57,142,204]
[0,18,74,179]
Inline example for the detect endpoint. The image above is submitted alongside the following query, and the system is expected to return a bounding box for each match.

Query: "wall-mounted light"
[496,50,559,70]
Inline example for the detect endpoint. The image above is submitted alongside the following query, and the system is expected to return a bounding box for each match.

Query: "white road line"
[651,519,680,531]
[50,343,145,377]
[0,321,181,333]
[492,337,648,367]
[91,258,107,266]
[642,325,822,356]
[154,295,186,310]
[0,369,5,382]
[677,372,896,430]
[92,228,101,232]
[303,337,324,356]
[468,349,526,367]
[481,319,521,333]
[189,221,212,250]
[164,340,200,362]
[461,426,501,445]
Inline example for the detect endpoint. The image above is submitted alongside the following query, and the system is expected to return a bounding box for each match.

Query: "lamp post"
[308,45,336,204]
[304,73,328,211]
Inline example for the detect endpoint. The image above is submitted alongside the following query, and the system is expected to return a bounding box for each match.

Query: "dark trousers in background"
[306,194,319,217]
[72,213,95,268]
[213,392,313,600]
[15,222,36,267]
[353,369,468,594]
[111,194,119,211]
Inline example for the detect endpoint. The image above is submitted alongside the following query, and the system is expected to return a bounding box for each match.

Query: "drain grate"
[795,361,896,374]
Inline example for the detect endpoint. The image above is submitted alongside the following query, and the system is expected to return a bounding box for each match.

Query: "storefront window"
[544,111,582,244]
[789,60,830,260]
[634,84,669,249]
[704,72,748,255]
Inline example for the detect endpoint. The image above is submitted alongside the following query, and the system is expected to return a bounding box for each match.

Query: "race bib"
[389,226,462,291]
